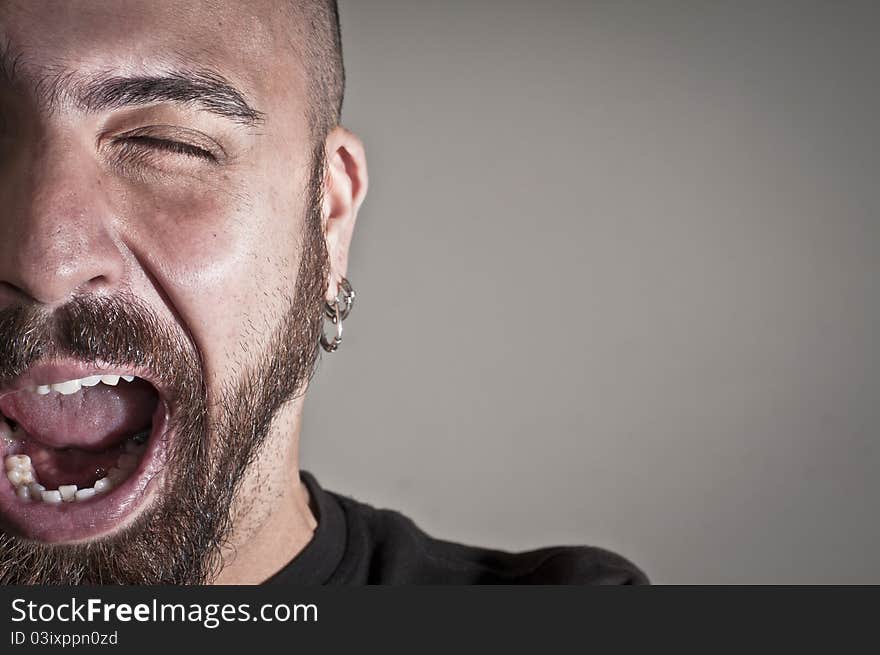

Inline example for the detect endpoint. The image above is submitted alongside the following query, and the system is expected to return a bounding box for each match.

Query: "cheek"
[116,179,305,375]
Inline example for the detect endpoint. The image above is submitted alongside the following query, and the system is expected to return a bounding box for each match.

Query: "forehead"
[0,0,298,108]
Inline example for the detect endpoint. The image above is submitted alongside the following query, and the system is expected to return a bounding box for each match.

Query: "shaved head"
[289,0,345,142]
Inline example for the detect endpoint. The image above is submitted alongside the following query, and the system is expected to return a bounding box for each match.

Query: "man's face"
[0,0,336,582]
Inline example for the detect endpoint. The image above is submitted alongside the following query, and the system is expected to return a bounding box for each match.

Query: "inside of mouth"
[0,377,159,504]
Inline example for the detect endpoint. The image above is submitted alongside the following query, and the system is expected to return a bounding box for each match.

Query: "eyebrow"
[0,42,264,127]
[75,70,265,127]
[0,40,24,84]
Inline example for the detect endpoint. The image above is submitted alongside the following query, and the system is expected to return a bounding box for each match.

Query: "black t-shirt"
[265,472,648,585]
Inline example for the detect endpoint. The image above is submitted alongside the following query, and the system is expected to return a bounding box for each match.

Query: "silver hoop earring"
[320,277,355,352]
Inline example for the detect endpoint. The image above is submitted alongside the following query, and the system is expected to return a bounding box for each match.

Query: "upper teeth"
[34,375,136,396]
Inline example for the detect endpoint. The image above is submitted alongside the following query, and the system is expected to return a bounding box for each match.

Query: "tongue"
[0,381,155,450]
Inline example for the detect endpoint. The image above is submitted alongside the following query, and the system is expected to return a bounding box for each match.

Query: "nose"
[0,138,125,307]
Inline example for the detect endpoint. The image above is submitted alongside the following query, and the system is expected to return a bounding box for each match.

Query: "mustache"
[0,294,200,393]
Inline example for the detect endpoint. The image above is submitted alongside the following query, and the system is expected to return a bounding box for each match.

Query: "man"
[0,0,645,584]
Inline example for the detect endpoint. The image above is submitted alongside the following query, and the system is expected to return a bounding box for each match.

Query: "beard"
[0,144,330,584]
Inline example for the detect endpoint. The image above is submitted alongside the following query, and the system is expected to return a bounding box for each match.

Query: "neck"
[212,399,317,584]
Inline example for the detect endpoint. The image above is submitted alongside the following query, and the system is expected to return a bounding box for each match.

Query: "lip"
[0,359,173,544]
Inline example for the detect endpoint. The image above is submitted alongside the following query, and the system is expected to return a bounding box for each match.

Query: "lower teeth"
[3,436,147,505]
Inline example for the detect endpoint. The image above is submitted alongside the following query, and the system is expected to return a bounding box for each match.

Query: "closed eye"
[120,135,217,162]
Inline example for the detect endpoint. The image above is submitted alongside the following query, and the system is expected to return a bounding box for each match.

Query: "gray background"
[301,0,880,583]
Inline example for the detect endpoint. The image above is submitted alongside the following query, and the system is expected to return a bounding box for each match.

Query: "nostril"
[75,272,121,298]
[0,246,125,305]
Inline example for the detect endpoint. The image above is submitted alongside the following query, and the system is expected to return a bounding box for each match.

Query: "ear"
[321,126,368,303]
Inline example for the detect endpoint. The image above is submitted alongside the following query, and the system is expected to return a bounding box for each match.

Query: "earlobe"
[321,127,368,301]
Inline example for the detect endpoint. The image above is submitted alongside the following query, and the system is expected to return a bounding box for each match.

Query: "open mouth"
[0,361,171,543]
